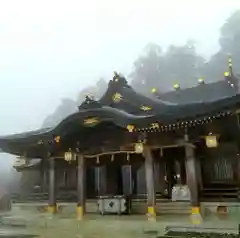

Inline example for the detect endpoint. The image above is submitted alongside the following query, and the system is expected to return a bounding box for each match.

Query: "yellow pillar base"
[191,206,202,225]
[76,206,84,220]
[47,205,57,214]
[147,206,156,221]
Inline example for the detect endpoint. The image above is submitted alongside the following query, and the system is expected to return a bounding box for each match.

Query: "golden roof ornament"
[140,105,152,111]
[198,78,204,84]
[224,72,230,77]
[127,124,135,132]
[151,88,157,93]
[173,83,180,90]
[83,117,99,125]
[112,92,123,103]
[113,71,119,82]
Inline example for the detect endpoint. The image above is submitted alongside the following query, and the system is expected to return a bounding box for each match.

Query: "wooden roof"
[0,71,240,157]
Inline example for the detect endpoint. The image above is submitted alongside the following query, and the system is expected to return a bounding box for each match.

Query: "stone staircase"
[9,198,192,215]
[131,199,192,215]
[201,187,239,200]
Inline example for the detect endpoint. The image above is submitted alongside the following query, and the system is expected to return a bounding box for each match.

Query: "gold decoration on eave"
[127,124,135,132]
[37,140,44,145]
[84,117,99,125]
[140,105,152,111]
[112,92,123,103]
[150,123,159,129]
[54,136,60,143]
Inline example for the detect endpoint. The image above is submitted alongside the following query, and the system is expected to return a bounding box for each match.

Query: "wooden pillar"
[157,156,167,196]
[42,169,47,193]
[236,152,240,200]
[143,146,156,220]
[185,144,200,215]
[96,166,107,196]
[122,164,132,196]
[48,157,57,213]
[77,154,86,219]
[136,163,146,195]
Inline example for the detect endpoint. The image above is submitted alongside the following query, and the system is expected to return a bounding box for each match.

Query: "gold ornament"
[83,117,99,125]
[140,105,152,111]
[54,136,60,143]
[112,92,123,102]
[127,124,135,132]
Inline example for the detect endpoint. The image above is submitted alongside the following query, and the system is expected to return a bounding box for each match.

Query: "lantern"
[64,151,73,162]
[135,142,144,154]
[205,135,218,148]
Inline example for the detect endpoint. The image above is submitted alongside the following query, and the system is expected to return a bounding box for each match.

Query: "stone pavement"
[0,210,239,238]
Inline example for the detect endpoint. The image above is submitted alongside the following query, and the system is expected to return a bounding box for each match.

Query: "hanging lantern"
[134,142,144,154]
[64,151,73,162]
[205,135,218,148]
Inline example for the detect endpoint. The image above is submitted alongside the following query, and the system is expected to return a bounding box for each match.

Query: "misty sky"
[0,0,240,139]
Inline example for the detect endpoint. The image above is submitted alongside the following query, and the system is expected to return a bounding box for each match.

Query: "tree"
[219,10,240,55]
[42,78,108,128]
[76,78,108,104]
[41,10,240,128]
[203,10,240,81]
[130,43,164,94]
[130,41,205,93]
[164,41,205,88]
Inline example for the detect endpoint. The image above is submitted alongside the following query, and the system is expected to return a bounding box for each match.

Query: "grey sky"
[0,0,240,138]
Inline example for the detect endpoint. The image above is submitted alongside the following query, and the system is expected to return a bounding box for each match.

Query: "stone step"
[131,201,192,215]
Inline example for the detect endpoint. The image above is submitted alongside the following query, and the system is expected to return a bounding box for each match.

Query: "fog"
[0,0,240,177]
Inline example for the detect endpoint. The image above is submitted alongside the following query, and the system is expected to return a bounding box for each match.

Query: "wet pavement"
[0,211,239,238]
